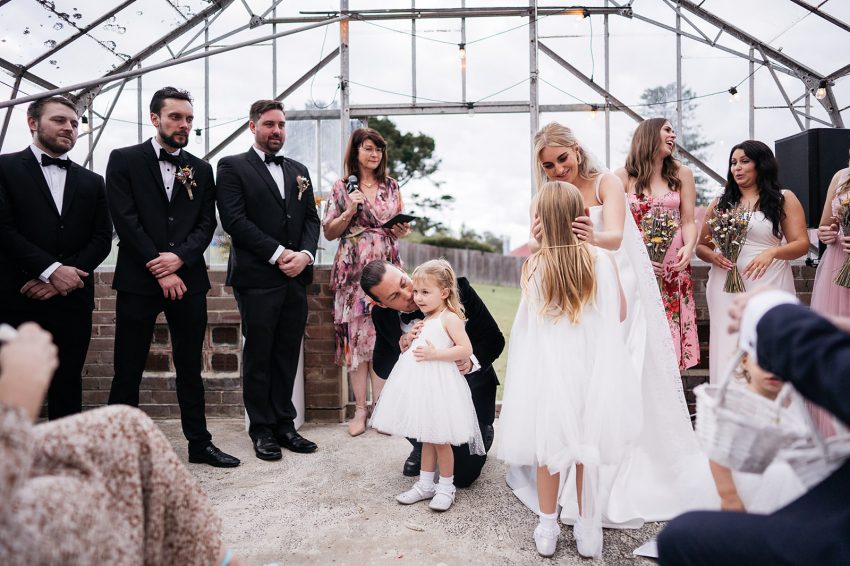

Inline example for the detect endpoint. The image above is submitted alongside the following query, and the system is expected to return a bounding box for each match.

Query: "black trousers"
[408,367,499,488]
[234,282,307,439]
[108,291,211,446]
[658,459,850,565]
[0,304,91,420]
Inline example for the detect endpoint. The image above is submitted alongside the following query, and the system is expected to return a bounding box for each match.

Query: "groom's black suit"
[105,140,216,446]
[371,277,505,487]
[0,148,112,418]
[216,148,319,438]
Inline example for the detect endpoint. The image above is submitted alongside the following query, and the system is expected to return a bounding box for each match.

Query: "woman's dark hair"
[344,128,388,183]
[718,140,785,239]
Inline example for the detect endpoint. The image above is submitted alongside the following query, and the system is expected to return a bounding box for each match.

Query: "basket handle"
[715,349,746,406]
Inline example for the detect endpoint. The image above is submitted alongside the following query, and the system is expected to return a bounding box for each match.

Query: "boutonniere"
[175,165,197,200]
[296,175,310,201]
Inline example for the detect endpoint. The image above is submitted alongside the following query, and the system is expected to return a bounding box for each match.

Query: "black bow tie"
[399,310,424,324]
[41,154,70,169]
[264,153,284,166]
[158,149,182,167]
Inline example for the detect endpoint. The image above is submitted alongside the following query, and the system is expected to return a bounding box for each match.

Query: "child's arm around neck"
[411,311,473,363]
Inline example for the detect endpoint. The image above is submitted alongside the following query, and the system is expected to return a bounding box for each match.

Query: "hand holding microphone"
[345,175,364,218]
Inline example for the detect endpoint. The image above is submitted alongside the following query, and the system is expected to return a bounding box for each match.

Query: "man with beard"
[106,87,239,468]
[217,100,320,461]
[0,96,112,419]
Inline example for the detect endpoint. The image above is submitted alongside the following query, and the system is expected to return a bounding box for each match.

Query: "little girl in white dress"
[498,181,642,558]
[370,259,485,512]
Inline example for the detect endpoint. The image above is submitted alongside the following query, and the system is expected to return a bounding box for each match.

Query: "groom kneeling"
[360,260,504,487]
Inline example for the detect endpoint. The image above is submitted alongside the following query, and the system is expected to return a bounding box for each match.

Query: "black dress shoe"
[277,430,318,454]
[403,446,421,477]
[253,432,282,461]
[188,443,241,468]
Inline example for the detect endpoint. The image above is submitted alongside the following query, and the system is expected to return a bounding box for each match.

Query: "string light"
[194,127,202,144]
[80,114,90,133]
[815,80,828,100]
[728,86,740,102]
[458,43,466,73]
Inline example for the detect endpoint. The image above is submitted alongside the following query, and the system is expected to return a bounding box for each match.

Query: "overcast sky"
[2,0,849,250]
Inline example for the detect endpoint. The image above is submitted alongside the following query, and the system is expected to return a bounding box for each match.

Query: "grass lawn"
[470,281,522,400]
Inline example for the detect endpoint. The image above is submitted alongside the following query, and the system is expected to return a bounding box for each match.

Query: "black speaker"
[775,128,850,228]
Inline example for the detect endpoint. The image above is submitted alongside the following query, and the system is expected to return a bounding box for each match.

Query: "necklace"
[361,180,377,189]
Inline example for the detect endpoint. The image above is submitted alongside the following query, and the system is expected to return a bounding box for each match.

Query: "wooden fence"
[399,241,525,287]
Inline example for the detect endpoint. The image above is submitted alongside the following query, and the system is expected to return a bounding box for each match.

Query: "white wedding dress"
[506,174,719,527]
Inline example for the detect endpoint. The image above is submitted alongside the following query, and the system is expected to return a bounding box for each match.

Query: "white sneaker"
[533,523,560,557]
[573,515,602,558]
[428,482,456,511]
[396,481,436,505]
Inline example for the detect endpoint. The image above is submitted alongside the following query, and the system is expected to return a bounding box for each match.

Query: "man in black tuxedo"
[0,96,112,419]
[360,259,504,487]
[217,100,320,461]
[658,290,850,565]
[105,87,239,468]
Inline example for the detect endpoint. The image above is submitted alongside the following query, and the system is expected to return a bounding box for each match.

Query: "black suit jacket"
[216,148,320,288]
[0,148,112,311]
[105,140,216,296]
[757,303,850,427]
[371,277,505,381]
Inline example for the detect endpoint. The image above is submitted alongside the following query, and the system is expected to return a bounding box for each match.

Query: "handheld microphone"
[346,175,359,194]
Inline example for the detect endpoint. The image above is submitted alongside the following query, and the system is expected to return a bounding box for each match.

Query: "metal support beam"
[73,0,236,107]
[283,102,611,120]
[83,79,129,168]
[137,66,143,143]
[340,0,351,159]
[603,0,611,167]
[675,9,683,137]
[205,19,211,156]
[0,76,22,151]
[529,0,539,150]
[749,46,755,139]
[24,1,138,70]
[539,41,725,185]
[0,58,60,92]
[461,1,468,103]
[0,17,345,111]
[757,45,805,131]
[787,0,850,33]
[204,48,341,161]
[272,5,632,23]
[411,0,417,104]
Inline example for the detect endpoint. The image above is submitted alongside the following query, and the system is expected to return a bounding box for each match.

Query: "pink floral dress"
[629,191,700,370]
[325,177,404,369]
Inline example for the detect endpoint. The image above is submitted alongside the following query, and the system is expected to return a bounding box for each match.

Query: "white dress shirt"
[251,146,314,266]
[30,144,68,283]
[151,138,181,202]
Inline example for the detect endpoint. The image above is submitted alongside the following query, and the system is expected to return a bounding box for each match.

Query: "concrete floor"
[159,419,662,565]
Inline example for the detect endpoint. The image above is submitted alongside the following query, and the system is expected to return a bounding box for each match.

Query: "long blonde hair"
[624,117,682,196]
[532,122,601,190]
[522,181,596,323]
[412,259,466,320]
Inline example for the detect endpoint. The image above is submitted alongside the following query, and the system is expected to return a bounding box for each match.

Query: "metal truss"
[1,1,847,189]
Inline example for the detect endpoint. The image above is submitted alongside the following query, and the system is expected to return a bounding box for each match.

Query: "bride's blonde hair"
[522,181,596,323]
[412,259,466,320]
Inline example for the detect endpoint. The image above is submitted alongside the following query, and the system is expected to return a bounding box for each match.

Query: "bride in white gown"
[505,122,721,527]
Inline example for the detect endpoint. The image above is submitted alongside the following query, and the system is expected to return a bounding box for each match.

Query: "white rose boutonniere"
[296,175,310,201]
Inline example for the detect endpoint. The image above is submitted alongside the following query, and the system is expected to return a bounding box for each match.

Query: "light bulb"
[815,81,828,100]
[80,115,90,134]
[194,128,202,145]
[459,44,466,73]
[728,86,739,102]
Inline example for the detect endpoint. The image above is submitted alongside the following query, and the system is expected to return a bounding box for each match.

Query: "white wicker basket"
[694,350,806,473]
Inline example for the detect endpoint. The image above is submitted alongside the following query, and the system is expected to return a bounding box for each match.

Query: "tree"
[368,117,451,235]
[639,83,716,205]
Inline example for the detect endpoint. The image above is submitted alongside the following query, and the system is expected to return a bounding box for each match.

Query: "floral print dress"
[629,191,700,370]
[325,177,404,369]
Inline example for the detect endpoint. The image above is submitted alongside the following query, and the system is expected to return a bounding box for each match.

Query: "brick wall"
[81,262,816,422]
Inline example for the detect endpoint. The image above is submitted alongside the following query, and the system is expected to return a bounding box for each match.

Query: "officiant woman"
[322,127,411,437]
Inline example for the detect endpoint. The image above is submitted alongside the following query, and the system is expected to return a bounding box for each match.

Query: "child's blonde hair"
[412,259,466,320]
[522,181,596,323]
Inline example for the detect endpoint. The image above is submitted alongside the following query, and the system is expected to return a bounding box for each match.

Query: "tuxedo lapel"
[60,163,78,217]
[20,150,60,217]
[246,149,285,210]
[141,142,170,202]
[282,160,296,210]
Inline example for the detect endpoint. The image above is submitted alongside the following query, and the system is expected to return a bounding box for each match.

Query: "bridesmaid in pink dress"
[616,118,700,370]
[812,165,850,316]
